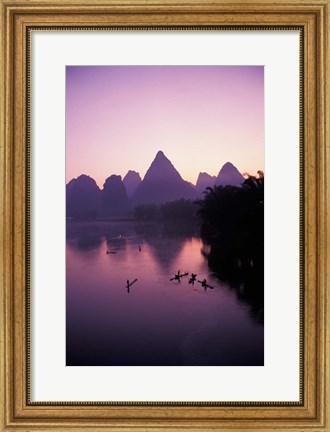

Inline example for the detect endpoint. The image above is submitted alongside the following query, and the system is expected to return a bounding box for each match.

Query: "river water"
[66,221,263,366]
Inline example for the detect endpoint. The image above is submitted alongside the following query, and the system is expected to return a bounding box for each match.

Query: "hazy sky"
[66,66,264,188]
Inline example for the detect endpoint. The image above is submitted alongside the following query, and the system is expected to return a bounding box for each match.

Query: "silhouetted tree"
[133,204,160,220]
[160,199,198,220]
[196,171,264,251]
[133,199,198,221]
[196,171,265,323]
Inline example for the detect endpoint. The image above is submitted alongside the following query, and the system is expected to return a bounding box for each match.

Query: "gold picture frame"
[0,0,329,430]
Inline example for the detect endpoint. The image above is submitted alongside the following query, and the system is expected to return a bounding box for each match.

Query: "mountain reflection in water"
[66,221,264,366]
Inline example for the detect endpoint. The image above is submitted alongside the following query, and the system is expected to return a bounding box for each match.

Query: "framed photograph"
[1,0,329,431]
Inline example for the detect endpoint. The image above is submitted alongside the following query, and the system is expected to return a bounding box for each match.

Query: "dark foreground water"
[66,221,264,366]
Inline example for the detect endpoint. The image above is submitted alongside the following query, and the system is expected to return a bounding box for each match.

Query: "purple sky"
[66,66,264,188]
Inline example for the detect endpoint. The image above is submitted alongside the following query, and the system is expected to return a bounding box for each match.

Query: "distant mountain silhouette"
[123,170,142,198]
[131,151,198,205]
[66,175,101,219]
[66,157,246,218]
[216,162,244,187]
[196,172,217,194]
[102,175,129,217]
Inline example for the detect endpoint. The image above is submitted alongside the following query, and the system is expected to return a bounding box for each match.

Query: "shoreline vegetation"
[199,173,264,323]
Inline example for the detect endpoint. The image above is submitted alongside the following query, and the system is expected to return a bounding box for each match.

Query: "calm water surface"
[66,221,264,366]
